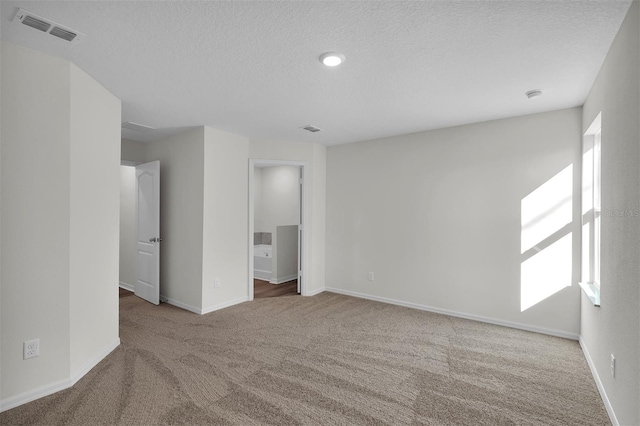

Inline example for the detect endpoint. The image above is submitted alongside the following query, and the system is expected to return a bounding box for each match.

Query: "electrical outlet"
[368,272,374,281]
[214,278,220,289]
[610,354,616,378]
[24,339,40,360]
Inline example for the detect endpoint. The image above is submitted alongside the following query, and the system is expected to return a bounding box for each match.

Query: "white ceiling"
[0,1,632,146]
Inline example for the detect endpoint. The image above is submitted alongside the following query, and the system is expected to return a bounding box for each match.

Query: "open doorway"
[119,164,137,296]
[119,161,161,305]
[249,160,306,300]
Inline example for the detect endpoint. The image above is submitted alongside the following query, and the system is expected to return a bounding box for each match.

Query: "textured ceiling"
[0,1,632,145]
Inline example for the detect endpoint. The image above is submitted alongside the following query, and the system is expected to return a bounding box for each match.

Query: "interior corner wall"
[144,128,206,313]
[0,41,3,386]
[249,139,327,295]
[1,41,121,408]
[121,138,147,164]
[580,1,640,424]
[326,107,583,337]
[69,63,121,376]
[201,127,250,312]
[311,142,327,295]
[1,40,72,402]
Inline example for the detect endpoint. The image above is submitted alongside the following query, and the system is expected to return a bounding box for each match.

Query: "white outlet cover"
[24,339,40,359]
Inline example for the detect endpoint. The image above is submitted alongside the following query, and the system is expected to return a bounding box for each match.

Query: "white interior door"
[135,161,160,305]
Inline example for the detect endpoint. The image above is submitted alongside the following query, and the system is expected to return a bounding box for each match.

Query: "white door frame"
[248,159,307,301]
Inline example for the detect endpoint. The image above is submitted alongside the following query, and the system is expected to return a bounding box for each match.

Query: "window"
[580,113,601,306]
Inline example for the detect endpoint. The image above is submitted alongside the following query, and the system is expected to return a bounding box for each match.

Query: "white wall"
[249,139,327,295]
[1,40,72,401]
[201,127,250,313]
[276,225,298,283]
[121,139,147,164]
[0,40,3,393]
[0,41,120,408]
[326,108,583,338]
[254,167,264,233]
[69,63,121,376]
[580,1,640,424]
[145,128,205,311]
[119,166,136,288]
[255,166,300,233]
[311,142,327,295]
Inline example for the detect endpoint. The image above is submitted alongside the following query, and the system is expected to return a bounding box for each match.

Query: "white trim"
[254,270,271,281]
[584,112,602,135]
[578,281,601,307]
[303,287,325,297]
[269,274,298,285]
[324,287,579,340]
[0,378,71,413]
[70,338,120,385]
[119,281,134,292]
[201,296,249,315]
[248,159,307,302]
[160,295,249,316]
[160,296,201,315]
[579,336,618,425]
[0,338,120,413]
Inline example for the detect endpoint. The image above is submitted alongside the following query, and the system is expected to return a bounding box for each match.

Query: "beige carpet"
[0,292,610,425]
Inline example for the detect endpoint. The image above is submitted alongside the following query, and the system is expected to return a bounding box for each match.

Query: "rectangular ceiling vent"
[13,8,84,43]
[301,125,322,133]
[122,122,156,133]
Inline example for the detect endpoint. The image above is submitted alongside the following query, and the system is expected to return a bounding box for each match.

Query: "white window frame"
[579,113,601,306]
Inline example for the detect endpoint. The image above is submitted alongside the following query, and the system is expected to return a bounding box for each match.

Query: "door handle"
[149,237,162,243]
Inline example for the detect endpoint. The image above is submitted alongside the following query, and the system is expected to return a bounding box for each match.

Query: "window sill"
[579,282,601,307]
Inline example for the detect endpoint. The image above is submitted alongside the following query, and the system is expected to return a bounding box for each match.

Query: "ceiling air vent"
[13,8,84,43]
[50,27,78,42]
[122,122,156,133]
[21,15,51,33]
[301,125,322,133]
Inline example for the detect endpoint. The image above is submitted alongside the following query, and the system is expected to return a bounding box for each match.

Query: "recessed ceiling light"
[319,52,345,67]
[525,89,543,99]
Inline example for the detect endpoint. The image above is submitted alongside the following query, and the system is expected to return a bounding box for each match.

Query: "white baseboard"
[324,287,579,340]
[579,336,618,425]
[269,274,298,285]
[160,295,249,316]
[202,296,249,315]
[0,378,70,413]
[119,281,134,292]
[160,296,201,315]
[0,338,120,413]
[303,287,325,297]
[254,270,271,280]
[70,338,120,385]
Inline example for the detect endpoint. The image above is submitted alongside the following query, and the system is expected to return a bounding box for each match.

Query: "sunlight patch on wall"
[521,166,573,254]
[521,233,572,311]
[520,165,573,312]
